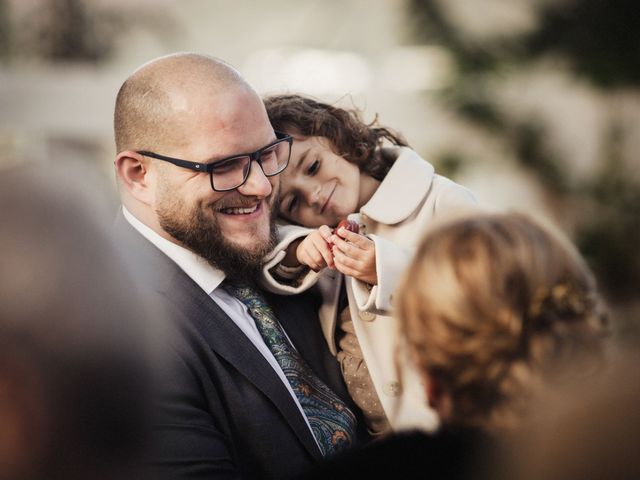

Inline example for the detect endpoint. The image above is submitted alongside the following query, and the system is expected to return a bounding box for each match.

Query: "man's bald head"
[113,52,278,262]
[114,53,251,153]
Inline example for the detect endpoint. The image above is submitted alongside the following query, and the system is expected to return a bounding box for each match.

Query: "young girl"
[259,94,477,435]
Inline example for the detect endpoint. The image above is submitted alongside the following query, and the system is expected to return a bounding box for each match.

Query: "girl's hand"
[331,227,377,285]
[295,225,335,271]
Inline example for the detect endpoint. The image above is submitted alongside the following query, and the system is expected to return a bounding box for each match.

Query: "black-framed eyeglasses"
[137,132,293,192]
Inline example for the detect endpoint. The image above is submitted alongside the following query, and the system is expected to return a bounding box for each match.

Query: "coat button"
[358,310,376,321]
[383,381,402,397]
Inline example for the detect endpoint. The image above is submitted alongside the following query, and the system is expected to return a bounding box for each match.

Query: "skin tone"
[115,57,278,262]
[278,135,381,285]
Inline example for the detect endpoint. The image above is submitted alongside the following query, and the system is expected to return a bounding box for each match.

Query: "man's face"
[152,87,281,279]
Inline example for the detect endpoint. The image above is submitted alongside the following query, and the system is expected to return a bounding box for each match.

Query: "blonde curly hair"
[396,212,609,433]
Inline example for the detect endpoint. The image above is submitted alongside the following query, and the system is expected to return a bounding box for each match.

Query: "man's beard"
[156,190,279,282]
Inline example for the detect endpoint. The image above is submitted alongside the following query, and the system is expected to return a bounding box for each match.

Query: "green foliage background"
[407,0,640,331]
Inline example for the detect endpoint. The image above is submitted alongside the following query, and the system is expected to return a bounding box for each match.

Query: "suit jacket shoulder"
[113,213,363,479]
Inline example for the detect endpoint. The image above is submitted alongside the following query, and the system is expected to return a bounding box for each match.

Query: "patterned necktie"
[222,280,357,456]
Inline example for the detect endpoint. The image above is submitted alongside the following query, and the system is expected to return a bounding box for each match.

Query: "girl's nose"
[304,184,322,208]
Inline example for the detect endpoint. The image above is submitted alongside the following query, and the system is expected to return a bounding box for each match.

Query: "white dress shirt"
[122,206,317,440]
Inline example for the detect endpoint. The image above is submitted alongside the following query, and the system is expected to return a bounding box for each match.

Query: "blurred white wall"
[1,0,636,226]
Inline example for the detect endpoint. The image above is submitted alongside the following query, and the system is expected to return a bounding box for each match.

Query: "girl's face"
[278,136,362,227]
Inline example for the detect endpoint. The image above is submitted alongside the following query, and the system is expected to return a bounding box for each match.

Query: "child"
[260,94,477,434]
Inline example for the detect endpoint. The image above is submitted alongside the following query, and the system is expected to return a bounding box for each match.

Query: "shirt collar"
[360,147,435,224]
[122,206,225,295]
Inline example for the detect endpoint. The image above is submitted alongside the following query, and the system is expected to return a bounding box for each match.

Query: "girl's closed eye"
[286,195,299,214]
[307,159,320,175]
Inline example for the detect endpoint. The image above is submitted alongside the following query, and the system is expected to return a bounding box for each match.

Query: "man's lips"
[218,203,259,215]
[215,194,263,214]
[214,190,276,219]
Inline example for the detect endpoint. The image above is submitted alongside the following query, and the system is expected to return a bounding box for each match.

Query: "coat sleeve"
[352,178,478,313]
[259,224,322,295]
[351,234,411,314]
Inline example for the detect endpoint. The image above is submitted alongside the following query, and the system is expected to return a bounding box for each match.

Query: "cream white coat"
[261,147,477,432]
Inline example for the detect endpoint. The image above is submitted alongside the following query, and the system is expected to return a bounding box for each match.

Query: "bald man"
[113,53,365,479]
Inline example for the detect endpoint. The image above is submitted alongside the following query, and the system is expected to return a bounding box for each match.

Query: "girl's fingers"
[318,225,333,242]
[331,234,369,261]
[297,230,335,270]
[332,235,378,285]
[333,249,363,270]
[311,234,334,268]
[334,264,359,278]
[335,228,371,248]
[301,244,326,271]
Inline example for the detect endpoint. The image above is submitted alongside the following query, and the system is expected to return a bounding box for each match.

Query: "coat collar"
[360,147,435,225]
[122,206,225,295]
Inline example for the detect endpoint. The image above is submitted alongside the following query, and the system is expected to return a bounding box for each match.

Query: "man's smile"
[219,204,259,215]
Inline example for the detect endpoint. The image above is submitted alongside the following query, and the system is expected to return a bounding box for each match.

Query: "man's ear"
[115,151,155,205]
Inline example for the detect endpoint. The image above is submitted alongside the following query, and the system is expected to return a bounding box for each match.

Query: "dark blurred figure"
[0,165,156,480]
[505,352,640,480]
[296,211,610,479]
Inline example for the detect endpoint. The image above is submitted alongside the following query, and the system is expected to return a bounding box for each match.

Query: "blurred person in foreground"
[0,165,155,480]
[113,53,365,479]
[297,211,610,479]
[506,352,640,480]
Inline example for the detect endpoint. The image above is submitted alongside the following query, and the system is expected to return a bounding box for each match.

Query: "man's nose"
[237,160,272,197]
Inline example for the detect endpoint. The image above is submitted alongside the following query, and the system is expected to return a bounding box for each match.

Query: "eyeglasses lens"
[210,139,290,191]
[260,141,289,175]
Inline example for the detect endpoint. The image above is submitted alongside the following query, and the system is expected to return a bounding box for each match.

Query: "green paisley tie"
[222,280,356,456]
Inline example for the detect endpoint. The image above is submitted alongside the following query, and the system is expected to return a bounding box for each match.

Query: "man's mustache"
[212,181,280,213]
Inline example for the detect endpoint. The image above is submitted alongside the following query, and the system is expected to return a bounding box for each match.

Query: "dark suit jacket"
[294,428,496,480]
[114,214,365,479]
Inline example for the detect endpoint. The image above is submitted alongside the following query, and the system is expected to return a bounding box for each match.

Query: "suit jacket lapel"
[166,272,322,458]
[114,214,322,459]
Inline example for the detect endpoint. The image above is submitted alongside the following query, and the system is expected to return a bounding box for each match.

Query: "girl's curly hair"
[263,94,408,181]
